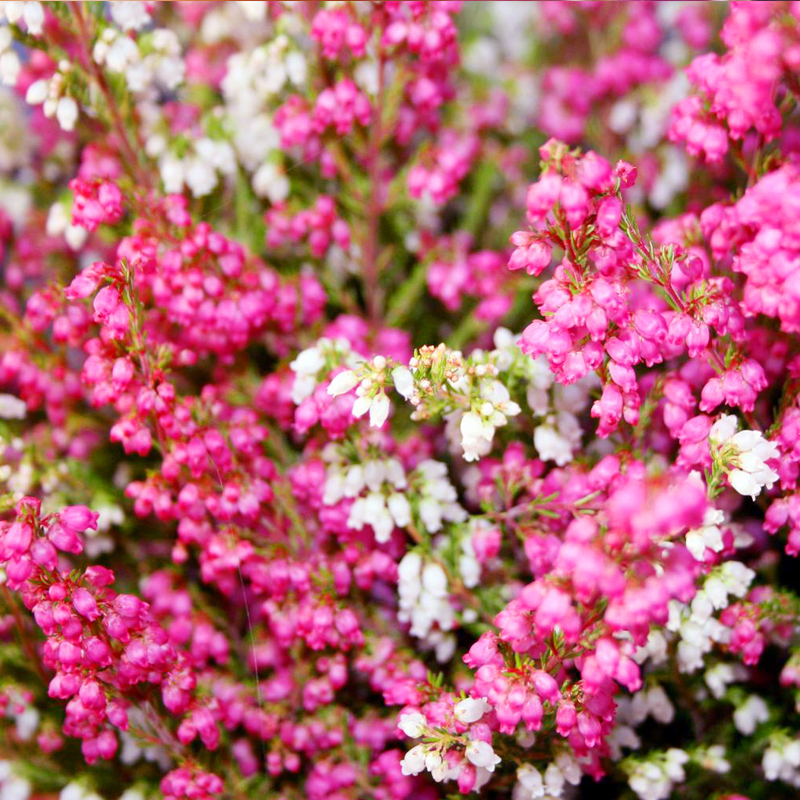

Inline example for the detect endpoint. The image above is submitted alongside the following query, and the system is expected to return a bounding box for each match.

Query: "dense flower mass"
[1,2,800,800]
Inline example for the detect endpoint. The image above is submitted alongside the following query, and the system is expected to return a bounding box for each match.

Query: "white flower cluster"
[328,356,407,429]
[627,749,689,800]
[93,27,184,95]
[109,1,151,31]
[495,328,595,466]
[704,661,747,699]
[399,702,499,788]
[25,62,79,131]
[59,783,103,800]
[324,454,407,543]
[710,415,780,499]
[685,507,726,561]
[632,629,669,667]
[221,33,305,200]
[0,1,43,42]
[46,201,89,251]
[0,26,21,86]
[399,697,491,740]
[291,337,357,405]
[625,685,675,727]
[733,694,770,736]
[512,753,583,800]
[763,735,800,786]
[458,380,521,462]
[693,744,731,775]
[610,686,674,762]
[397,552,457,658]
[668,560,755,672]
[0,393,25,420]
[0,761,31,800]
[83,502,124,559]
[156,137,237,199]
[323,450,465,550]
[457,527,481,589]
[413,459,469,533]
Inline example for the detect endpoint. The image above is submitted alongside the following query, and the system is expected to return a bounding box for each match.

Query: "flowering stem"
[69,3,152,191]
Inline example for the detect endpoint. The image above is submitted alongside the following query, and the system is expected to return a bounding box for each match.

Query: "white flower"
[327,370,359,397]
[387,493,411,527]
[398,712,427,738]
[0,768,31,800]
[185,157,218,198]
[159,154,184,194]
[465,740,501,772]
[343,464,365,497]
[608,724,641,761]
[555,752,582,786]
[400,744,427,776]
[369,392,390,427]
[704,662,743,699]
[646,685,675,724]
[459,552,480,588]
[460,410,494,462]
[733,695,769,735]
[0,394,26,419]
[0,51,18,87]
[696,744,730,773]
[22,1,43,34]
[663,749,689,781]
[686,508,725,561]
[709,414,738,445]
[110,1,151,30]
[14,707,38,741]
[351,391,391,428]
[55,96,78,131]
[104,35,140,73]
[711,417,779,499]
[542,762,565,796]
[763,737,800,783]
[285,51,307,86]
[454,697,491,724]
[533,410,581,466]
[290,346,326,403]
[398,552,422,582]
[235,0,267,20]
[514,764,545,800]
[392,366,415,399]
[426,750,448,782]
[25,78,48,105]
[421,563,447,597]
[252,162,289,203]
[628,763,672,800]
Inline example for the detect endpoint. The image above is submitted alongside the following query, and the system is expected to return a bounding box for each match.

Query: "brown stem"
[69,3,152,191]
[2,586,49,684]
[362,16,386,329]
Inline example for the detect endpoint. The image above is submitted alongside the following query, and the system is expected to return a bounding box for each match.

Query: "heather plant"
[0,2,799,800]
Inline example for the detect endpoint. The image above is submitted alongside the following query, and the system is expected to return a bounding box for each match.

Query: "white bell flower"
[0,394,26,419]
[392,366,415,399]
[710,415,779,499]
[400,744,427,776]
[454,697,491,724]
[733,694,769,735]
[465,740,501,772]
[398,712,427,738]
